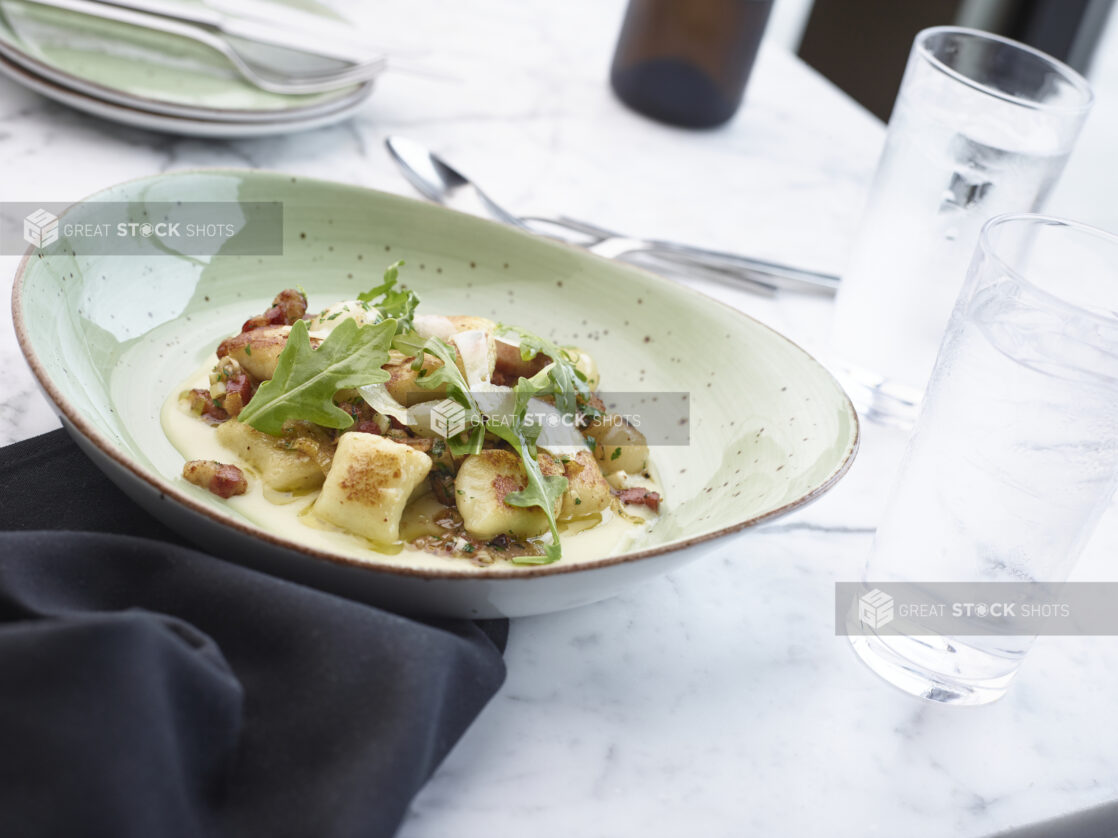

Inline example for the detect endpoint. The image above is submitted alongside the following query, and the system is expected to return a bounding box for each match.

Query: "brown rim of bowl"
[11,168,861,581]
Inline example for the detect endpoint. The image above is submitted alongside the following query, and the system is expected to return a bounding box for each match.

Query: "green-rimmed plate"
[12,170,859,617]
[0,49,371,137]
[0,0,373,122]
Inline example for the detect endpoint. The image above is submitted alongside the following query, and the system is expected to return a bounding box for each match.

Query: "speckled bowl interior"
[14,169,858,579]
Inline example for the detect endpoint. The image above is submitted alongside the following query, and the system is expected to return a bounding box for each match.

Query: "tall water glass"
[850,214,1118,705]
[831,27,1093,428]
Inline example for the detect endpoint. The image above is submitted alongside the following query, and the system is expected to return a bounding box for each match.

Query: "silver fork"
[17,0,386,94]
[384,135,836,296]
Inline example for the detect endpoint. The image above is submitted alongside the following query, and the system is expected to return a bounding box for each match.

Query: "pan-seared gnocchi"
[454,449,563,539]
[314,432,432,544]
[167,276,661,567]
[214,419,326,492]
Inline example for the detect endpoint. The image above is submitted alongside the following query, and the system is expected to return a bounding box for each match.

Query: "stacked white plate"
[0,0,377,136]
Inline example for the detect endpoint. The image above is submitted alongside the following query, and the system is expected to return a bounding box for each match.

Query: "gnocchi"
[171,275,662,566]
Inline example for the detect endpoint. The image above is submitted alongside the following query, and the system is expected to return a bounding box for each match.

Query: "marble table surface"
[3,2,1118,836]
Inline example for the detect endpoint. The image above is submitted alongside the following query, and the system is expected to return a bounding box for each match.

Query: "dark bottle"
[610,0,774,129]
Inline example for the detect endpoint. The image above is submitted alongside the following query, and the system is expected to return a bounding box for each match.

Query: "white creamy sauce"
[161,362,659,571]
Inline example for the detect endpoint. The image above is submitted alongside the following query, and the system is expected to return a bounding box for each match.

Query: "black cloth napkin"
[0,429,508,838]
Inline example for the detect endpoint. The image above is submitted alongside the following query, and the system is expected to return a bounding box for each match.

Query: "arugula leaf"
[358,260,418,334]
[239,318,394,435]
[357,259,402,302]
[495,324,589,417]
[396,330,573,562]
[393,332,484,455]
[487,366,569,565]
[391,330,425,357]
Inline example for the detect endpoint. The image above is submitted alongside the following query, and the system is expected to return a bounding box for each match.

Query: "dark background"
[797,0,1114,120]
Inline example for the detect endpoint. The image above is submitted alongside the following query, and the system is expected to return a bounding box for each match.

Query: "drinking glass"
[850,214,1118,705]
[831,26,1093,429]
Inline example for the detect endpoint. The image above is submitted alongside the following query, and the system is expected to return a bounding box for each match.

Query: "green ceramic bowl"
[13,170,858,617]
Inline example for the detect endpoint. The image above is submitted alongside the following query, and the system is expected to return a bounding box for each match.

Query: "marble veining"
[1,1,1117,836]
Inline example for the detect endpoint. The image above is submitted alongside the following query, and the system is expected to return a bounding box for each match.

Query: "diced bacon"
[221,373,256,417]
[615,487,661,513]
[188,389,229,424]
[240,288,308,332]
[183,460,247,498]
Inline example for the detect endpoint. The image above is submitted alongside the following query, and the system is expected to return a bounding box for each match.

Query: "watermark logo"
[23,209,59,248]
[835,582,1094,636]
[399,390,691,445]
[858,588,895,629]
[4,201,284,255]
[431,399,466,439]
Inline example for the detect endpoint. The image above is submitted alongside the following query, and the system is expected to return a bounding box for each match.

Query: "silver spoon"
[385,136,529,229]
[384,136,840,296]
